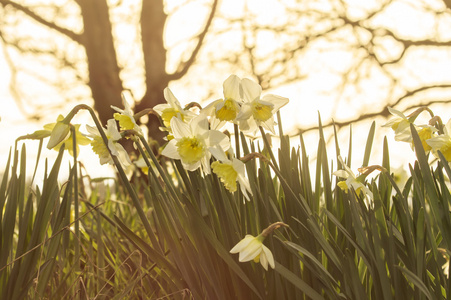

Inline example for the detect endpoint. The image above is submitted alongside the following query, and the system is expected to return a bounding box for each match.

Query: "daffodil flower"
[111,93,143,134]
[411,124,436,153]
[154,87,196,131]
[333,156,373,203]
[86,119,131,166]
[201,74,242,129]
[230,234,275,271]
[236,78,289,134]
[382,107,414,142]
[209,146,253,201]
[45,115,70,149]
[44,115,90,156]
[438,249,450,279]
[426,118,451,161]
[161,115,230,173]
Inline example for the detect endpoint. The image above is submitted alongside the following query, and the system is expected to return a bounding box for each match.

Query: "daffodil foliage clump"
[1,76,450,299]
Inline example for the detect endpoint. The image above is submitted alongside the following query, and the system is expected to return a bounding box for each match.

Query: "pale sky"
[1,0,451,180]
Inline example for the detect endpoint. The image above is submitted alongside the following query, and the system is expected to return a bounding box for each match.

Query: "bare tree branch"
[0,0,82,44]
[168,0,218,81]
[292,85,451,135]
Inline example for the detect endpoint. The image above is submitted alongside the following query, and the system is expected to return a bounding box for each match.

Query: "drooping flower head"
[111,93,143,134]
[161,115,230,173]
[44,115,90,156]
[230,222,288,271]
[230,234,275,271]
[86,119,131,167]
[236,78,289,134]
[209,146,253,201]
[202,74,242,129]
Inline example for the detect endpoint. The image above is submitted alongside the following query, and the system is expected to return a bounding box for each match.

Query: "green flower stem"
[65,105,155,245]
[137,135,178,200]
[132,137,165,196]
[242,152,312,217]
[234,123,240,159]
[70,125,80,281]
[277,110,283,138]
[259,126,279,171]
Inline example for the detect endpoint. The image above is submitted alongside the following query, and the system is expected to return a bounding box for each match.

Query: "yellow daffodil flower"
[111,93,143,134]
[44,115,90,156]
[236,78,288,134]
[45,115,70,149]
[161,115,230,173]
[201,74,242,129]
[230,234,275,271]
[411,124,436,153]
[153,87,196,131]
[426,118,451,161]
[86,119,131,167]
[333,156,373,205]
[209,146,252,201]
[382,107,413,142]
[230,222,288,271]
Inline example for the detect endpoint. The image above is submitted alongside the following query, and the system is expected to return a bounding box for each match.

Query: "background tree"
[0,0,218,143]
[1,0,451,142]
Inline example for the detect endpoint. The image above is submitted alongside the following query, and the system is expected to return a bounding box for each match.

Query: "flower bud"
[47,121,70,149]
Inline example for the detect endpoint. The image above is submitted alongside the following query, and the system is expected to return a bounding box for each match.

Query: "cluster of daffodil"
[23,75,290,271]
[382,106,449,159]
[333,106,451,207]
[155,74,289,201]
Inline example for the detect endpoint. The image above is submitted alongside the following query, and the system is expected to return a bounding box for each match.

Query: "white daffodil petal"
[191,115,210,136]
[207,130,230,150]
[230,235,254,253]
[223,74,241,101]
[164,87,182,108]
[209,146,229,162]
[236,103,253,120]
[262,245,275,269]
[170,117,191,139]
[387,107,406,119]
[241,78,262,102]
[261,94,289,112]
[239,241,261,262]
[332,170,349,178]
[106,119,122,141]
[161,140,181,160]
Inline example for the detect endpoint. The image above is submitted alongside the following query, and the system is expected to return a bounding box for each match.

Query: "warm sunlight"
[1,0,451,298]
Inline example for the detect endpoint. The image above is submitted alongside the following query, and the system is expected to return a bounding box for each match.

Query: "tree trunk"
[138,0,169,144]
[78,0,123,126]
